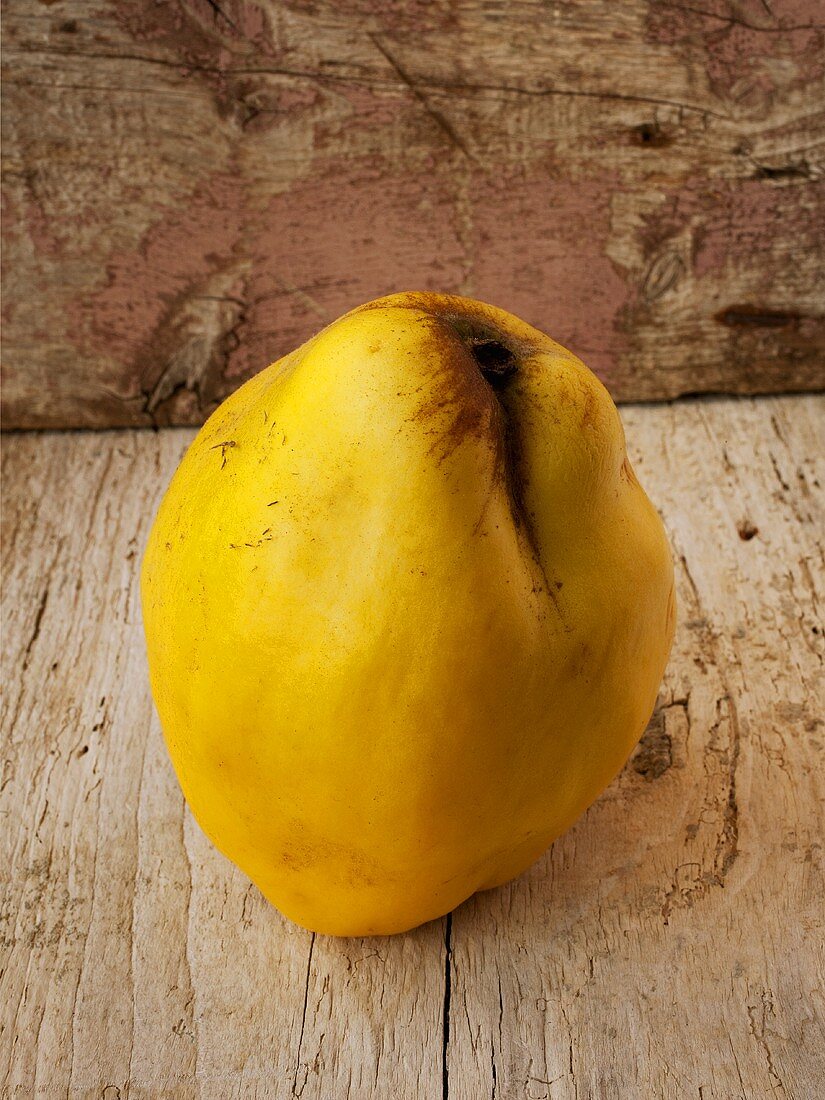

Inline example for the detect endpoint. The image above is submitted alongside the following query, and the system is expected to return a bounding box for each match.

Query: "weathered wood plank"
[2,1,824,428]
[1,394,823,1096]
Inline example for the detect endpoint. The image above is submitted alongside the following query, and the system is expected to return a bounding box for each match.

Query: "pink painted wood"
[2,0,824,427]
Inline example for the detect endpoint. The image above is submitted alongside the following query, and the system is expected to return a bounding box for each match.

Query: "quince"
[142,293,675,935]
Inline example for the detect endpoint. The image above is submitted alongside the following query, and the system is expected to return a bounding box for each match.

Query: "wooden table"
[2,395,823,1098]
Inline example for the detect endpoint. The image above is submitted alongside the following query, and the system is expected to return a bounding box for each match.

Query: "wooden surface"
[2,393,824,1097]
[2,0,825,429]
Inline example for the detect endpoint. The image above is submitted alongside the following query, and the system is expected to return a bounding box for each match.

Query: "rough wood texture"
[2,394,823,1097]
[2,1,825,429]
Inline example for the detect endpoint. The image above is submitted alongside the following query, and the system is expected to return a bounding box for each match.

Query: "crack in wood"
[659,1,824,32]
[203,0,237,32]
[746,990,786,1093]
[441,912,453,1099]
[292,932,315,1097]
[658,548,743,923]
[22,585,49,671]
[714,694,741,883]
[5,44,730,120]
[369,35,478,164]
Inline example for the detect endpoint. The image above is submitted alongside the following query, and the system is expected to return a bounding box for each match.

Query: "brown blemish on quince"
[619,455,639,486]
[210,439,237,469]
[366,295,572,632]
[405,315,506,470]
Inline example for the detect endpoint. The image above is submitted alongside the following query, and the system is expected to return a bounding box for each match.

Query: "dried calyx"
[470,339,517,388]
[445,314,519,390]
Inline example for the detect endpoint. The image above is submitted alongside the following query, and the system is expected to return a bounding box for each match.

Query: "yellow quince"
[141,293,675,935]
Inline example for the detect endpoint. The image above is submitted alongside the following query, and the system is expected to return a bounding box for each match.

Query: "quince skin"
[141,293,675,935]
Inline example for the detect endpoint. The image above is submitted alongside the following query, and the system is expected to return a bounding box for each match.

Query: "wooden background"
[3,394,823,1096]
[2,1,825,1092]
[2,0,824,429]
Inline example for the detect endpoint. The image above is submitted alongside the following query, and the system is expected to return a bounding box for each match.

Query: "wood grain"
[2,0,824,429]
[2,395,823,1096]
